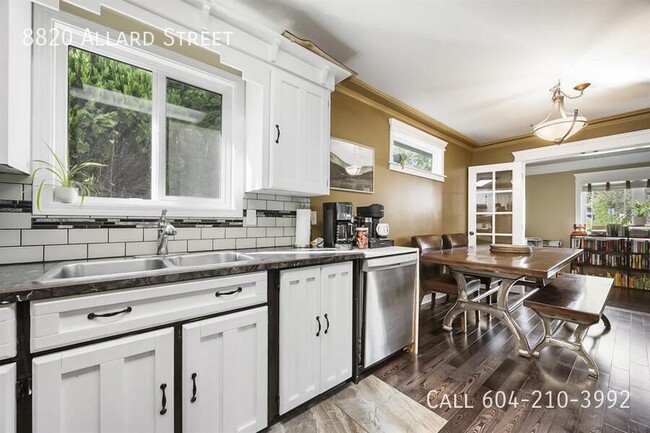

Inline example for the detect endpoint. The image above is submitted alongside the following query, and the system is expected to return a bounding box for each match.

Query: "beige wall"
[311,90,472,246]
[525,171,576,247]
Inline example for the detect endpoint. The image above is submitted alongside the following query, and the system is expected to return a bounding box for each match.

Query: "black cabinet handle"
[87,306,132,320]
[191,373,197,403]
[316,315,321,337]
[215,287,243,297]
[275,124,281,143]
[160,383,168,415]
[324,313,330,334]
[469,231,475,236]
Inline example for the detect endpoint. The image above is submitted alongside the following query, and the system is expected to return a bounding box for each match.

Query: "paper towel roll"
[295,209,311,247]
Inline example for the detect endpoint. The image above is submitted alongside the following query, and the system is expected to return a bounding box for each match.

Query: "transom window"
[388,118,446,182]
[33,9,244,217]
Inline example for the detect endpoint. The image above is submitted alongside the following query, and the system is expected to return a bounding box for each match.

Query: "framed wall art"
[330,138,374,193]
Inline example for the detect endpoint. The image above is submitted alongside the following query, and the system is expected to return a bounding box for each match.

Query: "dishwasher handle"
[363,259,417,273]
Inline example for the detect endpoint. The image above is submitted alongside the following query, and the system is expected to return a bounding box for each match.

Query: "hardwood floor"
[269,376,446,433]
[373,296,650,433]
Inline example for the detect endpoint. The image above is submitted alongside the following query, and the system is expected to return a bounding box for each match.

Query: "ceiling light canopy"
[532,80,591,144]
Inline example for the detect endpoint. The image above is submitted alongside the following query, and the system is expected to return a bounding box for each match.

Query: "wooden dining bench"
[524,273,613,378]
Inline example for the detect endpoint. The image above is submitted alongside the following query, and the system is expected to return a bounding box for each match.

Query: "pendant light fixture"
[532,80,591,144]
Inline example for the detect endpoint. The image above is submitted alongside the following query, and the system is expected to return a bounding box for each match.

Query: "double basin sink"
[38,252,255,283]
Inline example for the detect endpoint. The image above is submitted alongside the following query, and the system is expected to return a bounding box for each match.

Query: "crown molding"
[476,108,650,152]
[336,78,478,152]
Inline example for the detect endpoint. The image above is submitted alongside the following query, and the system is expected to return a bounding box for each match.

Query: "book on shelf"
[571,234,649,290]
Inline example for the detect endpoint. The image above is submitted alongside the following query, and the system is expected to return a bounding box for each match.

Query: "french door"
[468,162,525,246]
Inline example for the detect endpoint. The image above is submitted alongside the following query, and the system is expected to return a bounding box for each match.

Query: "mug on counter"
[355,227,369,249]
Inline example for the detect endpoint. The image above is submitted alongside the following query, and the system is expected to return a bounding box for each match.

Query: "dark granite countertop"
[0,248,364,303]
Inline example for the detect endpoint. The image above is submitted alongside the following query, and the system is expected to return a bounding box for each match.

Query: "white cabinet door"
[279,266,321,414]
[319,262,353,392]
[32,329,174,433]
[0,0,31,174]
[468,162,525,246]
[0,363,15,433]
[269,69,330,196]
[182,307,268,433]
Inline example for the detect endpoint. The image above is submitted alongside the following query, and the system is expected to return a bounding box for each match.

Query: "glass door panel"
[476,192,493,213]
[476,172,494,190]
[495,235,513,244]
[476,215,492,234]
[495,192,512,212]
[495,170,513,191]
[495,214,513,234]
[476,235,492,245]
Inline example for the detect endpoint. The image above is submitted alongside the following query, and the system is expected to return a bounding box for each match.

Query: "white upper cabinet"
[0,0,31,174]
[247,68,331,197]
[32,328,174,433]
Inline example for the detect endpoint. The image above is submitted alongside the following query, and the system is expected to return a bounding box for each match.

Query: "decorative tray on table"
[490,244,533,254]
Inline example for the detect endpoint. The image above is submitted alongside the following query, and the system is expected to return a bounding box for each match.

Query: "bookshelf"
[570,235,650,290]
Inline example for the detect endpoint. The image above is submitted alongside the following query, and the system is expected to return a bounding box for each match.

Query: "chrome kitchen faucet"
[156,209,177,255]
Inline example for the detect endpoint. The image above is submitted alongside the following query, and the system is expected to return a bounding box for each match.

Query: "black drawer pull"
[87,306,132,320]
[215,287,243,297]
[160,383,168,415]
[324,313,330,334]
[316,315,321,337]
[275,124,281,143]
[191,373,198,403]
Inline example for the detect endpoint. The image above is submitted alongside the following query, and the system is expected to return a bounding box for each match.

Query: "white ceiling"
[220,0,650,144]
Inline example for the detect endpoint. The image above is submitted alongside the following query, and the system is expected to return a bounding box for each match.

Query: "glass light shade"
[532,96,587,143]
[533,115,587,142]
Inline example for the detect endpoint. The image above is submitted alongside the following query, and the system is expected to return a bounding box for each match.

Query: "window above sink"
[31,8,245,218]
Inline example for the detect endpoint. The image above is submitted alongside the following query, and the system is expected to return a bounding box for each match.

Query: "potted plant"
[31,145,105,210]
[632,201,648,226]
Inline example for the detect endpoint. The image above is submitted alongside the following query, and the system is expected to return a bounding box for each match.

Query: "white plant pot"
[53,186,79,204]
[631,216,647,226]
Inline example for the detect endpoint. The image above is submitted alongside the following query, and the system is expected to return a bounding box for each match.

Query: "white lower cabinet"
[182,307,268,433]
[32,328,174,433]
[279,262,352,414]
[0,363,16,433]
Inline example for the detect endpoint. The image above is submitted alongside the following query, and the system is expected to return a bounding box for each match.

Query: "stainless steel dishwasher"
[360,252,418,368]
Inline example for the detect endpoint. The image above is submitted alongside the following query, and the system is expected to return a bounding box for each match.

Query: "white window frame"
[32,7,245,218]
[574,166,650,224]
[388,118,446,182]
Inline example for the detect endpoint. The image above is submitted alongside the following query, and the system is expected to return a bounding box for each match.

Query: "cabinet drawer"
[30,272,267,352]
[0,305,16,360]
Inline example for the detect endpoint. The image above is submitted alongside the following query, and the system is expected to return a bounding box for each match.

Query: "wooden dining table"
[420,245,583,357]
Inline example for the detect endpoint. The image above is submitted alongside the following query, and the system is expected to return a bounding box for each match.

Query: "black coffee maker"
[356,203,395,248]
[323,202,354,249]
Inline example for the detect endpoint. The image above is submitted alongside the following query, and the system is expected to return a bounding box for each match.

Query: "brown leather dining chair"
[412,235,481,331]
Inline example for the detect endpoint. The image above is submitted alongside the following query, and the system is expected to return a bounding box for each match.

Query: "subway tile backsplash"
[0,184,309,264]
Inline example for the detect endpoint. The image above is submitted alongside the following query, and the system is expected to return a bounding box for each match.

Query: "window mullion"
[151,72,167,202]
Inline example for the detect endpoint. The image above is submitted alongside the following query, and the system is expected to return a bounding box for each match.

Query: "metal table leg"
[441,271,532,357]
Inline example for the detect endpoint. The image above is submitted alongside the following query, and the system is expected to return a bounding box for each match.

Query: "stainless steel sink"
[166,252,254,267]
[38,257,171,282]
